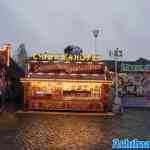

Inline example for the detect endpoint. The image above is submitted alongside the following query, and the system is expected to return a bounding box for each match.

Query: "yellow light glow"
[31,53,103,61]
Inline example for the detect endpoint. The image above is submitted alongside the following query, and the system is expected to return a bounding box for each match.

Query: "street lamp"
[92,28,102,55]
[109,48,123,113]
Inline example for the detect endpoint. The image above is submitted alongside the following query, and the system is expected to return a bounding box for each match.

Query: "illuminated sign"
[32,53,62,61]
[32,53,102,62]
[64,54,96,61]
[29,63,105,74]
[109,48,123,58]
[121,63,150,72]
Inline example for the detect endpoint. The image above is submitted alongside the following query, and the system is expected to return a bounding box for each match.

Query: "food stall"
[118,63,150,97]
[21,53,112,111]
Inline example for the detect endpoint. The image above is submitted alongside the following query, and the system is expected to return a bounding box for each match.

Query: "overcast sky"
[0,0,150,60]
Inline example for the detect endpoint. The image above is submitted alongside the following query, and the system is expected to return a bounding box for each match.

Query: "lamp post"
[109,48,123,113]
[114,49,119,98]
[92,29,102,55]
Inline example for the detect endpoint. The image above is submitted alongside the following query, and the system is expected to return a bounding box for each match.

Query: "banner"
[121,63,150,72]
[32,53,102,62]
[29,63,105,74]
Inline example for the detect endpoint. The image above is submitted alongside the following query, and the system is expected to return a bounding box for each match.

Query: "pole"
[94,37,97,55]
[92,29,100,55]
[110,48,124,114]
[115,57,118,97]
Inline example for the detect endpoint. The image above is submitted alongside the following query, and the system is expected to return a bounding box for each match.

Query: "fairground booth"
[21,50,112,111]
[118,60,150,98]
[105,58,150,98]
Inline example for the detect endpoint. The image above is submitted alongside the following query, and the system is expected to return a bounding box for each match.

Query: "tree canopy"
[64,45,83,55]
[16,43,28,70]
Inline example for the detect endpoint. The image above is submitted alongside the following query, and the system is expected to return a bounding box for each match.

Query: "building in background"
[0,43,25,109]
[0,43,11,108]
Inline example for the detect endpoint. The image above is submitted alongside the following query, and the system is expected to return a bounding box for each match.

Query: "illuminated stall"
[21,52,112,111]
[118,63,150,97]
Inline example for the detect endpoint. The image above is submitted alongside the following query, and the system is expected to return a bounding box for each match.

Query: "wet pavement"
[0,109,150,150]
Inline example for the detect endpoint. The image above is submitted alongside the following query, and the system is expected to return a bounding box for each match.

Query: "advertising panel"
[32,53,102,62]
[121,63,150,72]
[117,73,150,98]
[29,63,105,74]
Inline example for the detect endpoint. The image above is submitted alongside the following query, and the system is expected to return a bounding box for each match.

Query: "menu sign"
[29,63,105,74]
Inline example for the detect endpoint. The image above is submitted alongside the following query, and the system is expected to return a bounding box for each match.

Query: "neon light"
[32,53,102,62]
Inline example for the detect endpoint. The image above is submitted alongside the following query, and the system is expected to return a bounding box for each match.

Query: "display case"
[21,78,112,111]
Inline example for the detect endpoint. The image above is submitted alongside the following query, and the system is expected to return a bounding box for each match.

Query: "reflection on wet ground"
[0,109,150,150]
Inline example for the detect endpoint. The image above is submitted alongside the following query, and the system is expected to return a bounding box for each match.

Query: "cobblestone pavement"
[0,109,150,150]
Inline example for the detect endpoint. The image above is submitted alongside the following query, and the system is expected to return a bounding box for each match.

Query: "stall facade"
[21,53,112,111]
[118,62,150,97]
[104,58,150,98]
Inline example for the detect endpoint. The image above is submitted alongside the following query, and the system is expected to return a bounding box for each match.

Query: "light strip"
[20,78,112,84]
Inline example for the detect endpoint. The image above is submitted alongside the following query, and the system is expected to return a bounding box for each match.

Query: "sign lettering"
[121,63,150,72]
[32,53,102,62]
[29,63,105,74]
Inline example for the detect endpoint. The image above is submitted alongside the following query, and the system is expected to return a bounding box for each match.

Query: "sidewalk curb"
[16,110,115,116]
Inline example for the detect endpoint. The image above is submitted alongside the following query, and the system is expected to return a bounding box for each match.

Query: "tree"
[64,45,83,55]
[16,43,28,70]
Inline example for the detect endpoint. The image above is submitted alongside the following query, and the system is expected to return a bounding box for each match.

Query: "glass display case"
[22,79,112,111]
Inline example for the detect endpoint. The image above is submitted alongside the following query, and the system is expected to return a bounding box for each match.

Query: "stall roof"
[102,58,150,72]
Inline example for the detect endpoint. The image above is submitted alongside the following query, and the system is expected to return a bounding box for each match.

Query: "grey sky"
[0,0,150,60]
